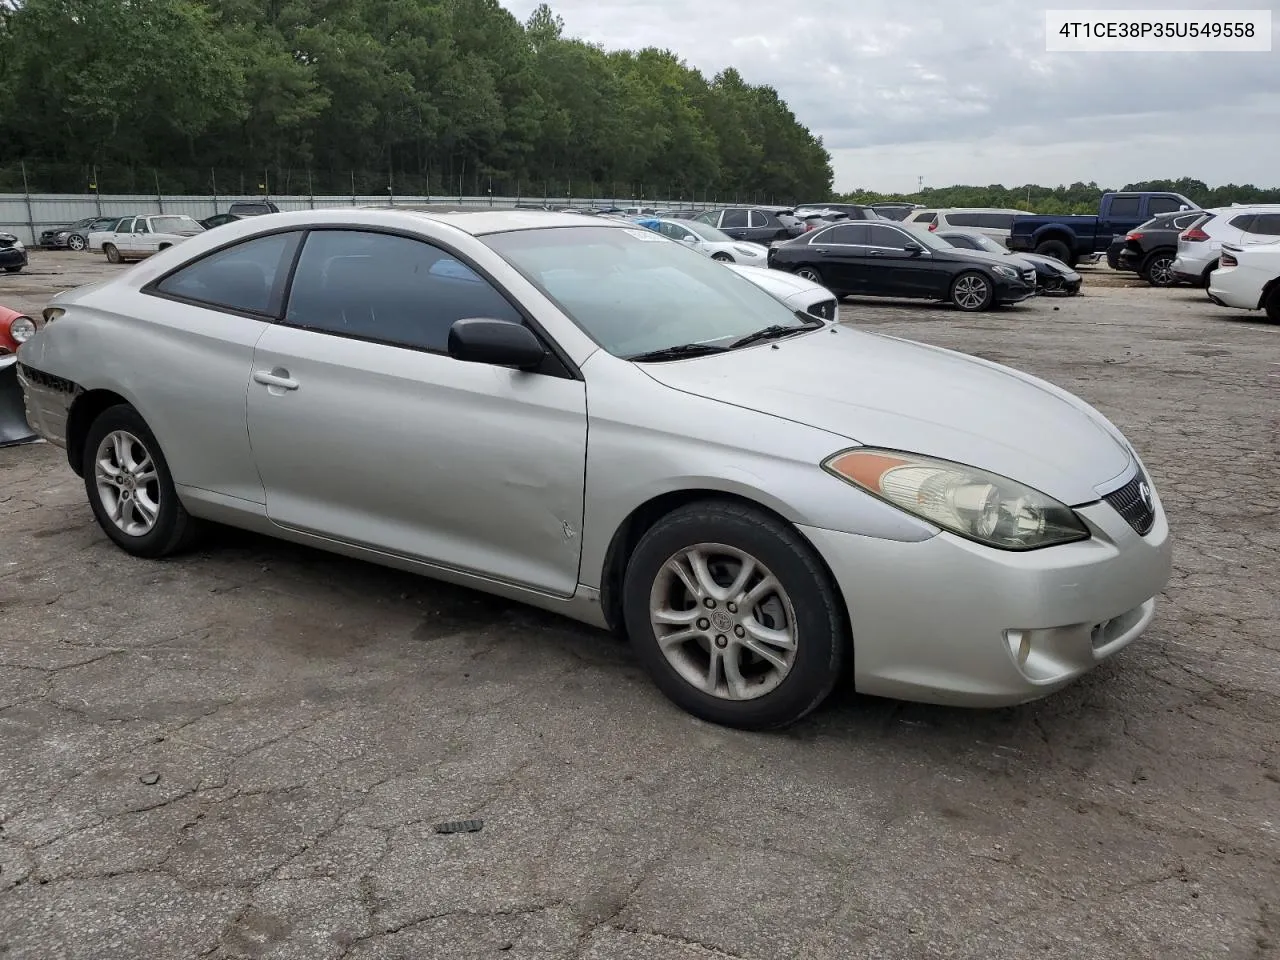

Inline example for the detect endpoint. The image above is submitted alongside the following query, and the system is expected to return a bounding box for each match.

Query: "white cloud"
[499,0,1280,192]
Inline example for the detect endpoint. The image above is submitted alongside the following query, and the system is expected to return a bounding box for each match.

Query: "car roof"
[269,206,621,236]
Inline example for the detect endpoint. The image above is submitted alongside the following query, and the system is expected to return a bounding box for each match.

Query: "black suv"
[1114,209,1206,286]
[692,207,792,243]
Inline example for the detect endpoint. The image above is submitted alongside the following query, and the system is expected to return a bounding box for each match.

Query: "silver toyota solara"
[16,209,1172,729]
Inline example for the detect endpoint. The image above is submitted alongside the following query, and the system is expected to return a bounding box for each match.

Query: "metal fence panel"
[0,193,706,244]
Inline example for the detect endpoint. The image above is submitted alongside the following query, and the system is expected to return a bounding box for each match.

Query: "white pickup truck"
[89,215,206,263]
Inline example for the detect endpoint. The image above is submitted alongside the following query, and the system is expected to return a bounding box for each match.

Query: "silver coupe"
[16,209,1172,729]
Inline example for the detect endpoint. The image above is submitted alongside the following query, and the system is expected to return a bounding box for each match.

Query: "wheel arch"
[1261,273,1280,310]
[596,488,851,647]
[65,388,131,475]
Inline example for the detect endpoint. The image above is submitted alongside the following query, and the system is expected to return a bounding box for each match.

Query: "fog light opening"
[1005,629,1032,667]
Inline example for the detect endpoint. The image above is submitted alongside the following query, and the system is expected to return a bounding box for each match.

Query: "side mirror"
[903,240,924,254]
[448,318,546,371]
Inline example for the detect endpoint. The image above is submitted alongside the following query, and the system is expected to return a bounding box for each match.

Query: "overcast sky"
[500,0,1280,193]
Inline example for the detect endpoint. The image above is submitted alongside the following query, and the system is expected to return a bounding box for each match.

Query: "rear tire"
[621,499,847,730]
[104,244,122,264]
[82,404,197,558]
[1036,239,1072,266]
[1200,264,1216,288]
[1142,251,1176,287]
[794,266,823,285]
[1265,286,1280,324]
[3,266,21,274]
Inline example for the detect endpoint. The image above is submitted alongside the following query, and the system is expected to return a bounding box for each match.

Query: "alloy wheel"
[796,267,822,284]
[648,543,798,701]
[68,235,86,251]
[953,274,990,310]
[94,430,162,536]
[1148,257,1175,286]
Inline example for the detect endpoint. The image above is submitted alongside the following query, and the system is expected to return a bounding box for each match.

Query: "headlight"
[56,232,69,240]
[13,241,24,252]
[992,264,1019,280]
[733,245,761,257]
[822,448,1090,551]
[9,315,38,343]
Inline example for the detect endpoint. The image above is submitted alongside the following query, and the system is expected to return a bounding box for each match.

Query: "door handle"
[253,369,299,390]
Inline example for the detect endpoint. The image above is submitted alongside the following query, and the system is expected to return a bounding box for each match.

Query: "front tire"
[104,243,122,264]
[622,499,847,730]
[68,234,87,252]
[82,404,196,558]
[950,271,994,311]
[3,266,21,274]
[711,252,733,262]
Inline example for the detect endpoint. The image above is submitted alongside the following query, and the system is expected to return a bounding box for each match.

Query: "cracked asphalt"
[1,252,1278,960]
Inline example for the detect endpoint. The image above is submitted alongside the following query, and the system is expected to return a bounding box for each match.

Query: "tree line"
[0,0,834,200]
[841,178,1280,215]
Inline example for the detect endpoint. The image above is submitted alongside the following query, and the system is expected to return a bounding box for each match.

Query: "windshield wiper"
[627,342,730,362]
[728,314,824,350]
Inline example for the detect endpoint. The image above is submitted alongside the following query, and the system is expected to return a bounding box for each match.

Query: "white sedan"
[636,217,769,265]
[1207,241,1280,322]
[90,215,206,262]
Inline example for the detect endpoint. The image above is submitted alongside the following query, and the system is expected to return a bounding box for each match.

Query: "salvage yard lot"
[2,252,1278,960]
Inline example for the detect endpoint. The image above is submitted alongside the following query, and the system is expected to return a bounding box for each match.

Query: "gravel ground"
[1,251,1277,960]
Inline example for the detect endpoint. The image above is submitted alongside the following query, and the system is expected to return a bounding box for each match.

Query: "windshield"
[152,216,203,234]
[484,225,811,359]
[684,220,734,243]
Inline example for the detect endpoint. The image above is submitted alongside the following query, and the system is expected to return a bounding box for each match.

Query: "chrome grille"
[1103,469,1156,536]
[809,298,837,321]
[1021,268,1036,284]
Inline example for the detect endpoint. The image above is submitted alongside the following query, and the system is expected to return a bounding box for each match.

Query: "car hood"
[726,264,829,298]
[1015,252,1076,274]
[639,327,1133,505]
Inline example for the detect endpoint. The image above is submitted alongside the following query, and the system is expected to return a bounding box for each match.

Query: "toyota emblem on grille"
[1138,481,1153,511]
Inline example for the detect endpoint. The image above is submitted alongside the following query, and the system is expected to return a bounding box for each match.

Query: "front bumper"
[994,277,1037,304]
[799,478,1172,707]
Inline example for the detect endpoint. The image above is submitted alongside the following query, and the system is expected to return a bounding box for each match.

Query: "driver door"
[246,228,588,597]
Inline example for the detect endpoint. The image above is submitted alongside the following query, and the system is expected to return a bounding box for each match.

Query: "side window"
[154,231,302,316]
[721,209,749,228]
[136,219,151,234]
[819,224,869,245]
[1108,196,1142,218]
[867,225,911,249]
[1249,214,1280,236]
[1228,214,1256,231]
[117,218,134,233]
[946,213,983,227]
[911,212,936,224]
[284,230,524,353]
[977,213,1016,229]
[657,222,686,240]
[1173,212,1201,230]
[693,212,717,226]
[1146,197,1180,216]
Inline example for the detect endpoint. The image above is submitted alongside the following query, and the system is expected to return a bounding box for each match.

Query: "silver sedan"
[16,209,1172,729]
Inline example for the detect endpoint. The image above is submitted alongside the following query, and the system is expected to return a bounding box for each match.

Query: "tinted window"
[135,219,151,234]
[867,225,913,249]
[1146,197,1181,216]
[977,213,1016,229]
[817,224,869,245]
[911,212,936,224]
[1249,214,1280,236]
[155,231,301,316]
[721,209,749,228]
[285,230,523,352]
[117,218,134,233]
[942,234,981,250]
[1228,215,1256,231]
[946,213,983,227]
[1108,196,1142,217]
[657,221,692,240]
[1173,212,1203,229]
[693,212,717,225]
